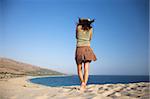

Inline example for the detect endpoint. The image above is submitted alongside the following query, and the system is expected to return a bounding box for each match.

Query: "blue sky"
[0,0,149,75]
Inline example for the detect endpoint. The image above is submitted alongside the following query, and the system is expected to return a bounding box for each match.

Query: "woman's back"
[76,25,92,47]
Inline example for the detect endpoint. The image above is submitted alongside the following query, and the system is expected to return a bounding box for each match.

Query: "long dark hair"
[77,18,94,30]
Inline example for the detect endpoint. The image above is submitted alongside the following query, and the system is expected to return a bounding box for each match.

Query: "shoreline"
[26,74,73,87]
[27,75,149,88]
[0,76,149,99]
[26,74,72,80]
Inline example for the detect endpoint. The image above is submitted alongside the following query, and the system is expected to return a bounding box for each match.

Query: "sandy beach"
[0,76,149,99]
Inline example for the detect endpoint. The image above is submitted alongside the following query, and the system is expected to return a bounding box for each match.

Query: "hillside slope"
[0,58,65,78]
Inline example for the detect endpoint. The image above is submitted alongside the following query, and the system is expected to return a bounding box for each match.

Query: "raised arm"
[76,25,78,39]
[76,25,82,39]
[89,28,93,41]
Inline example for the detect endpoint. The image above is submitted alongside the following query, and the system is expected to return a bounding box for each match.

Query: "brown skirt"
[75,46,97,65]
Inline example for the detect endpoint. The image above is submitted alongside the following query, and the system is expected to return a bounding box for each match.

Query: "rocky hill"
[0,58,65,78]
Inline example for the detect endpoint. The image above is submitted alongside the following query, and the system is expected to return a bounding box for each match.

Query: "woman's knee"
[77,64,82,71]
[84,62,90,70]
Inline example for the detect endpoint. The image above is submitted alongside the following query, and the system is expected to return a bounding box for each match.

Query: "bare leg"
[77,63,84,83]
[77,63,86,90]
[83,62,90,88]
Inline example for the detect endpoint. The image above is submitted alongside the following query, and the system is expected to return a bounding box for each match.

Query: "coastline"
[27,74,73,79]
[26,74,73,87]
[0,76,149,99]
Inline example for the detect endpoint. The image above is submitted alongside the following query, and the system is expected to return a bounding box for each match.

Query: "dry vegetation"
[0,58,64,79]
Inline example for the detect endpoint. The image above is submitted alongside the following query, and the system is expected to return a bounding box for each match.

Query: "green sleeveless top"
[76,25,92,47]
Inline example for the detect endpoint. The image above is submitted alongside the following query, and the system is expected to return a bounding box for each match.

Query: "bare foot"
[80,82,86,91]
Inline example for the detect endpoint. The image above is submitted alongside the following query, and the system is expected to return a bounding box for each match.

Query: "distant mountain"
[0,57,65,78]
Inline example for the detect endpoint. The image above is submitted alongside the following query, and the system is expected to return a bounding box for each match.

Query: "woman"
[75,18,97,90]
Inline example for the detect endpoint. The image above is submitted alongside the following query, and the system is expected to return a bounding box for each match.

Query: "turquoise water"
[30,75,149,87]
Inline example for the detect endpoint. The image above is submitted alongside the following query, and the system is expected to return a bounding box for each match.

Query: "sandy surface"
[0,76,149,99]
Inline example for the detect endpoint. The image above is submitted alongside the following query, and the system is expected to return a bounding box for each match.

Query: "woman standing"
[75,18,97,90]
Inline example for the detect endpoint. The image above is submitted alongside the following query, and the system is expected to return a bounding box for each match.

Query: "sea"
[29,75,149,87]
